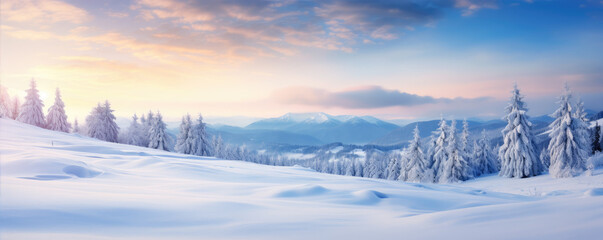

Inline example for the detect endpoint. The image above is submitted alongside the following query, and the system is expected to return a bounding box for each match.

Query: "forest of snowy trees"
[2,79,602,183]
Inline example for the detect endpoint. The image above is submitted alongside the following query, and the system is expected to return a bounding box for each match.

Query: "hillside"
[1,119,603,240]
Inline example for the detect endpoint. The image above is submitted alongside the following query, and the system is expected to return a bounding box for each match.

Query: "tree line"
[3,80,602,183]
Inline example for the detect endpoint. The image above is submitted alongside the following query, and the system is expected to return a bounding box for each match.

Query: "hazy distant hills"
[245,112,399,144]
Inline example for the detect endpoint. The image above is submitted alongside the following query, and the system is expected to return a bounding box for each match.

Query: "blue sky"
[1,0,602,121]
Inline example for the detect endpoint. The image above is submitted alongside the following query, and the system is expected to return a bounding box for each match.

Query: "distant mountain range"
[245,112,400,144]
[156,110,603,151]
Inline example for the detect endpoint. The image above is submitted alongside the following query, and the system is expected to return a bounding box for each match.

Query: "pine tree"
[540,147,550,170]
[0,86,11,118]
[472,130,498,176]
[548,85,587,178]
[431,117,449,178]
[439,120,472,183]
[190,114,211,156]
[499,84,543,178]
[46,88,71,132]
[212,134,225,158]
[385,153,401,180]
[102,101,119,143]
[86,103,104,138]
[17,79,45,127]
[175,114,193,154]
[574,98,592,158]
[126,114,144,146]
[593,122,602,154]
[148,112,169,151]
[400,125,432,183]
[85,101,119,142]
[73,118,80,134]
[11,96,20,120]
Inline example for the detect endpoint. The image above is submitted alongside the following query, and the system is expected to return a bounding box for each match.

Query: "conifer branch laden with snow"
[17,79,45,127]
[498,84,543,178]
[547,85,588,178]
[399,125,433,183]
[148,112,169,151]
[46,88,71,132]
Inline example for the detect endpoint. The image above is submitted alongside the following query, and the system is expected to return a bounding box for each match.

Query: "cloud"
[0,0,89,24]
[272,85,492,109]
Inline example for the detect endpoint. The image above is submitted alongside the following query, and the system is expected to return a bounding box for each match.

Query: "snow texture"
[1,119,603,240]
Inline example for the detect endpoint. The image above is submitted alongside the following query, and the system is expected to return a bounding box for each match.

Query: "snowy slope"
[1,119,603,240]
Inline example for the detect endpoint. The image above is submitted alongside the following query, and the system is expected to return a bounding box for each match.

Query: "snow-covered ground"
[1,119,603,240]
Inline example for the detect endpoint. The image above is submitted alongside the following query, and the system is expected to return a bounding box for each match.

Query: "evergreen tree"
[400,125,432,183]
[548,85,587,178]
[148,112,169,151]
[574,98,592,158]
[363,152,384,179]
[472,130,498,176]
[85,101,119,142]
[499,84,543,178]
[439,120,472,183]
[11,96,20,120]
[73,118,80,134]
[190,114,211,156]
[0,86,11,118]
[102,101,119,143]
[540,147,550,170]
[593,122,602,154]
[126,114,145,146]
[385,153,401,180]
[17,79,45,127]
[212,135,225,158]
[175,114,193,154]
[46,88,71,132]
[86,104,104,139]
[431,117,449,178]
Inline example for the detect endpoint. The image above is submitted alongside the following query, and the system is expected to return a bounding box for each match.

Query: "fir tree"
[11,96,20,120]
[439,120,472,183]
[17,79,45,127]
[175,114,193,154]
[472,130,498,176]
[385,153,401,180]
[548,85,587,178]
[190,114,211,156]
[212,134,225,158]
[73,118,80,134]
[431,117,449,178]
[0,86,11,118]
[400,125,432,183]
[148,112,169,151]
[499,84,543,178]
[85,101,119,142]
[46,88,71,132]
[126,114,144,146]
[593,122,602,154]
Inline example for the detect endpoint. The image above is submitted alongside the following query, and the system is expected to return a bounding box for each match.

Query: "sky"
[1,0,602,124]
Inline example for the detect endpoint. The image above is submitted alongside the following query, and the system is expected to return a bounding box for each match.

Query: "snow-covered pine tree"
[73,118,80,134]
[593,122,602,154]
[363,152,384,179]
[0,86,11,118]
[102,101,119,143]
[431,117,449,178]
[190,114,211,156]
[17,79,45,127]
[574,98,592,158]
[140,111,154,147]
[385,152,401,180]
[126,114,144,146]
[548,84,588,178]
[148,112,169,151]
[540,147,550,170]
[86,104,104,139]
[46,88,71,132]
[212,134,225,158]
[548,85,587,178]
[499,84,543,178]
[175,114,193,154]
[472,130,498,176]
[11,96,20,120]
[439,120,472,183]
[399,125,432,183]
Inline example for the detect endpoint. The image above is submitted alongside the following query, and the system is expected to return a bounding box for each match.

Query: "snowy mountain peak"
[276,112,335,123]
